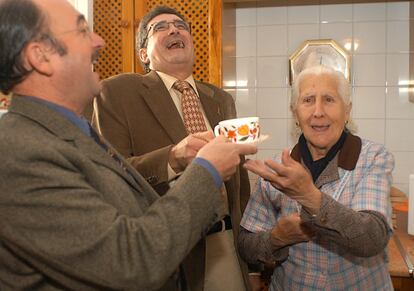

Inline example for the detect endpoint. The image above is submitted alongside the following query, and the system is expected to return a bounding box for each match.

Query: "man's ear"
[138,48,149,65]
[24,42,54,76]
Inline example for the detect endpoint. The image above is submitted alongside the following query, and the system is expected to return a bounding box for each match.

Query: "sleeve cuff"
[167,162,181,181]
[300,192,335,227]
[193,157,222,188]
[248,272,262,276]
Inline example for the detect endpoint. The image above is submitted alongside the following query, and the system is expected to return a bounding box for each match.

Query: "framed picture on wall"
[289,39,351,86]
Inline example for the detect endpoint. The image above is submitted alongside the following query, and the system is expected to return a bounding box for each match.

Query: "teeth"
[167,40,184,49]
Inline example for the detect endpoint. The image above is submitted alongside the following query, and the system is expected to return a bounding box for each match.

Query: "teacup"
[214,117,260,144]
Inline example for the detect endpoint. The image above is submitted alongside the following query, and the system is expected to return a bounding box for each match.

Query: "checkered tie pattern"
[173,80,207,134]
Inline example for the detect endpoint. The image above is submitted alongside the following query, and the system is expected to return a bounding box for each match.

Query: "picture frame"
[289,39,351,86]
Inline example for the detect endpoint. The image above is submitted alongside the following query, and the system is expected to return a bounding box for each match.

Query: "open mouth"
[311,125,330,131]
[167,39,185,49]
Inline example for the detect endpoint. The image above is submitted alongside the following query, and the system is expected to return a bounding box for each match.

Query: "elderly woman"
[239,65,394,290]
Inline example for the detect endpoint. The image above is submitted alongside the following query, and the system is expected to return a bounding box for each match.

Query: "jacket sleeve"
[0,132,222,290]
[300,144,394,257]
[238,227,289,266]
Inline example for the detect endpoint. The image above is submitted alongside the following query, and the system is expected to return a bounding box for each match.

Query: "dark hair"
[136,6,186,73]
[0,0,66,94]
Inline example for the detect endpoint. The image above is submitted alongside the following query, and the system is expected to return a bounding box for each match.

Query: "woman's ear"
[24,42,54,76]
[345,101,352,120]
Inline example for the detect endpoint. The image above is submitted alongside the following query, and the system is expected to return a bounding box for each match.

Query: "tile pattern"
[225,1,414,194]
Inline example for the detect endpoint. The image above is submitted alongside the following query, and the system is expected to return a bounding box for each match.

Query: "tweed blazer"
[0,95,222,291]
[92,71,251,290]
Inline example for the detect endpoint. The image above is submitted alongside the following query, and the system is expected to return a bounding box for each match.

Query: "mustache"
[92,49,101,63]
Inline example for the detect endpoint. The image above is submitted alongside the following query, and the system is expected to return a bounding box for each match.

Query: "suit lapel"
[75,136,146,192]
[10,95,146,194]
[141,72,224,139]
[197,82,223,128]
[141,72,187,143]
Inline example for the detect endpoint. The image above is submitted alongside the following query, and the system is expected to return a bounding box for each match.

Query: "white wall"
[67,0,93,25]
[225,1,414,194]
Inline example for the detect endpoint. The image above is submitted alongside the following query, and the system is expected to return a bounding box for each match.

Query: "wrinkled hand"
[271,214,314,247]
[244,149,321,212]
[169,131,214,172]
[197,135,257,181]
[248,274,266,291]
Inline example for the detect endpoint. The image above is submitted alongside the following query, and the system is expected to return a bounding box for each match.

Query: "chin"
[306,136,331,149]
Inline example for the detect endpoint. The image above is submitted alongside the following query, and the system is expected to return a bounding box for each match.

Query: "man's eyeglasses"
[149,20,191,34]
[143,20,191,46]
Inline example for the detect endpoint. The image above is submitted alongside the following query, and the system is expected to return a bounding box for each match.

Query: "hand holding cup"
[197,135,257,181]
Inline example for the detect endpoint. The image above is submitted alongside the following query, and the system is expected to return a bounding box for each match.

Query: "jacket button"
[146,176,158,184]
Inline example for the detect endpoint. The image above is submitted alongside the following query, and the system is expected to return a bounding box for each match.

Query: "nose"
[91,32,106,49]
[313,98,325,117]
[168,23,179,35]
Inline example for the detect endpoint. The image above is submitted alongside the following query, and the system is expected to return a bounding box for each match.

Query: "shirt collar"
[23,96,91,137]
[291,132,362,171]
[155,71,198,96]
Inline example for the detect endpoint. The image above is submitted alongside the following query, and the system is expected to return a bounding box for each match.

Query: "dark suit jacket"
[92,71,251,290]
[0,95,222,291]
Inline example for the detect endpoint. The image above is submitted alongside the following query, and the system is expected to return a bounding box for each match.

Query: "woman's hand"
[244,149,321,212]
[270,214,314,247]
[248,274,267,291]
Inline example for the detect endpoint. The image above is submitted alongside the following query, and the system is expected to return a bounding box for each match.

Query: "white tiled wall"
[224,1,414,194]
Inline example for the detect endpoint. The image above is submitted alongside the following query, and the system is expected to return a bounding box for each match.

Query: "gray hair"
[290,65,356,137]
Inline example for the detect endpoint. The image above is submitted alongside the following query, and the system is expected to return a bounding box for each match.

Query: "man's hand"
[270,214,314,248]
[243,149,321,212]
[197,136,257,181]
[169,131,214,172]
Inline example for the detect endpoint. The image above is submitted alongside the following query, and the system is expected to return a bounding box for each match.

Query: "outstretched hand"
[244,149,321,212]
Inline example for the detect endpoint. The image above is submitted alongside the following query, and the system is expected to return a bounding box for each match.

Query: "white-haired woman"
[238,65,394,291]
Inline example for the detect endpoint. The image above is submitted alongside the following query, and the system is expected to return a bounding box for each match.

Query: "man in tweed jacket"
[0,0,256,290]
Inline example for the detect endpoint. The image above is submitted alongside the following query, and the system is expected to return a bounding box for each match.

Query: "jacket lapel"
[75,136,146,192]
[141,72,223,138]
[140,71,187,143]
[10,95,145,193]
[197,82,223,128]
